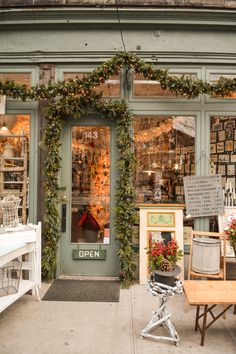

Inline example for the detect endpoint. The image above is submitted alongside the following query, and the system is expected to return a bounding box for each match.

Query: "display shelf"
[0,280,35,313]
[0,243,34,267]
[0,223,41,314]
[0,133,28,224]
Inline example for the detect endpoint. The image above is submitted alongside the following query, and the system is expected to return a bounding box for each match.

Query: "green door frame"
[58,115,119,277]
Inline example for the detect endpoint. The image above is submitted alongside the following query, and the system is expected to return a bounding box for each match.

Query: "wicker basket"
[1,195,21,228]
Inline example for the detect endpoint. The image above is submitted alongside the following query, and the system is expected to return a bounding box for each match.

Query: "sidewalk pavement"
[0,282,235,354]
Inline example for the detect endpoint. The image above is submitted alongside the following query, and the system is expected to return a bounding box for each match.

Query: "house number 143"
[83,131,98,139]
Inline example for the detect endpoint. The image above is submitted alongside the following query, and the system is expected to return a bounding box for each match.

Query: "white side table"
[140,280,183,346]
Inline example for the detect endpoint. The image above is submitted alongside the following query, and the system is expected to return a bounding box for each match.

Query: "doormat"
[42,279,120,302]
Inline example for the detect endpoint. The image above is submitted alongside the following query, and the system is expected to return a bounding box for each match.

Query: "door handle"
[61,204,67,232]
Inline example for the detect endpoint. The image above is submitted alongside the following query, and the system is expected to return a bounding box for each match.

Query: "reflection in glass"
[64,72,120,97]
[133,115,195,204]
[210,74,236,99]
[71,126,110,244]
[0,73,32,87]
[133,73,197,98]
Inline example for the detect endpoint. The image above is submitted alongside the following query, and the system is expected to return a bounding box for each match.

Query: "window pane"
[71,126,110,244]
[64,72,84,81]
[210,115,236,206]
[133,115,195,204]
[0,73,31,87]
[133,73,197,98]
[0,114,30,224]
[64,72,120,97]
[210,73,236,99]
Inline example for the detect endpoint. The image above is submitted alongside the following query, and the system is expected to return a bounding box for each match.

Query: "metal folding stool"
[140,280,183,346]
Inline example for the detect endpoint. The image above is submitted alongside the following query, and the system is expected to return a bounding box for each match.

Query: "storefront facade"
[0,1,236,279]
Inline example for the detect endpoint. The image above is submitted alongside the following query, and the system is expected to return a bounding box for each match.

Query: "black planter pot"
[151,265,181,287]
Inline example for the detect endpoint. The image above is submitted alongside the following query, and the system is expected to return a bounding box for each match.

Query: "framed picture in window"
[218,164,226,175]
[222,176,227,185]
[231,154,236,163]
[217,142,225,153]
[225,140,234,151]
[224,120,235,130]
[212,122,223,131]
[219,154,229,162]
[210,143,216,154]
[218,130,225,141]
[211,154,218,163]
[227,164,235,176]
[225,129,233,140]
[210,131,217,142]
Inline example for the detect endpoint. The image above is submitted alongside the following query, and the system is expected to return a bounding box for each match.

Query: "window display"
[210,116,236,206]
[0,115,30,224]
[133,115,195,204]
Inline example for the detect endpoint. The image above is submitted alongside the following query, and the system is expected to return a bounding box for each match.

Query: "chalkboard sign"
[183,175,225,217]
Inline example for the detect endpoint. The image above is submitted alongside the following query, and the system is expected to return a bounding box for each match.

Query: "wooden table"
[183,280,236,346]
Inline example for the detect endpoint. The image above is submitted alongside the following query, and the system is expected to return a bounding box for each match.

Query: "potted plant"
[147,239,183,286]
[224,217,236,259]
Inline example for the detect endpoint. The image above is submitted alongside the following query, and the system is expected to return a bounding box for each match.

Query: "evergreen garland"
[0,51,235,285]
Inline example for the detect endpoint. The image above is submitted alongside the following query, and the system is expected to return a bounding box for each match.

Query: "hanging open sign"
[72,249,106,260]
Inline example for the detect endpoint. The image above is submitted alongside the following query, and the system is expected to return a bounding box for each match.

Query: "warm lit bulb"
[0,125,10,135]
[174,163,179,171]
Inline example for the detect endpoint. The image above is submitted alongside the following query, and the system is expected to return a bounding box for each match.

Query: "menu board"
[183,175,225,217]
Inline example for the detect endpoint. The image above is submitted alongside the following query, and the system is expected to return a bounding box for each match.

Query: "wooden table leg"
[200,305,208,346]
[195,305,200,331]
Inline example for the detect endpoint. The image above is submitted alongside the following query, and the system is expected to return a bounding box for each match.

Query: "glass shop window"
[0,114,30,224]
[64,72,120,97]
[71,126,110,244]
[133,73,197,98]
[210,116,236,206]
[133,115,195,204]
[0,73,32,87]
[210,73,236,99]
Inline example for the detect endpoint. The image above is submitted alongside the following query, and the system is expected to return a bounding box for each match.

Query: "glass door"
[71,126,110,244]
[60,119,119,277]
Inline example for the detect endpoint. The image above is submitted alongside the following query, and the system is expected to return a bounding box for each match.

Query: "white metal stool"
[140,280,183,346]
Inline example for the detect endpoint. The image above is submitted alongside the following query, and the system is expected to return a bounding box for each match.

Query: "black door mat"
[42,279,120,302]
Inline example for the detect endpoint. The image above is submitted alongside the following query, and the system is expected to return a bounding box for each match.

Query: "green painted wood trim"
[0,8,236,28]
[2,52,236,65]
